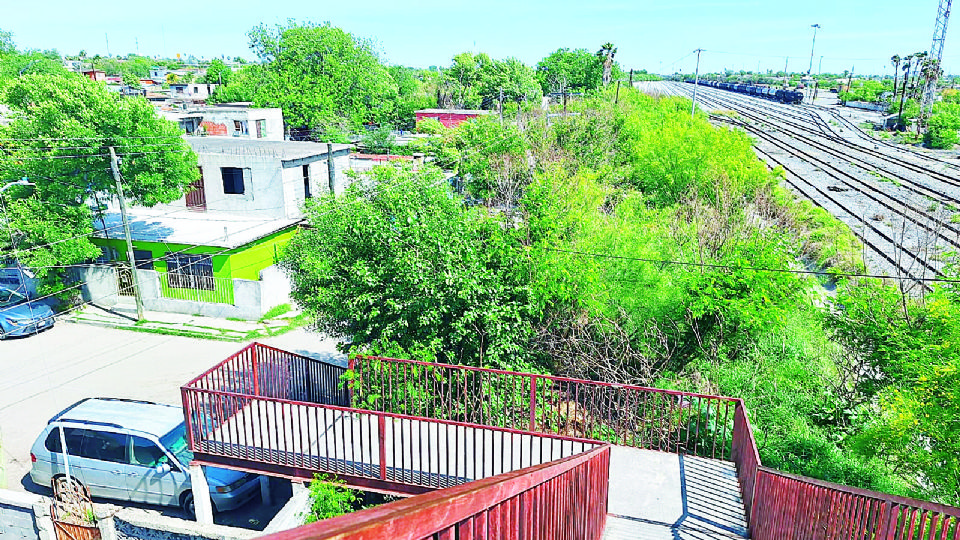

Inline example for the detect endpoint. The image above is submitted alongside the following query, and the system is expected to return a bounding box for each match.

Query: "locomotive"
[684,79,805,105]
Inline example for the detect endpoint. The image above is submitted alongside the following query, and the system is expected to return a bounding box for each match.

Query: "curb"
[62,316,250,342]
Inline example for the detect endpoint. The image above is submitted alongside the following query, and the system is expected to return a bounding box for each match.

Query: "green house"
[86,208,301,320]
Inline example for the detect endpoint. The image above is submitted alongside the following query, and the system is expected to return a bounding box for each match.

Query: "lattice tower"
[922,0,953,119]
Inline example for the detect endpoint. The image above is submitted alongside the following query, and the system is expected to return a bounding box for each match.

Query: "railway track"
[652,81,959,286]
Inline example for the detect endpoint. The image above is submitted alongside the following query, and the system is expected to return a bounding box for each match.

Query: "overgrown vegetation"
[283,83,960,506]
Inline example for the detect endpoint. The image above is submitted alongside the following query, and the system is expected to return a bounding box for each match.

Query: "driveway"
[0,323,343,528]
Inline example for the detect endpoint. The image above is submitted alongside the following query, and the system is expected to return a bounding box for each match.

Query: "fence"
[159,270,235,305]
[731,403,761,523]
[259,444,610,540]
[751,468,960,540]
[182,344,595,492]
[349,355,739,461]
[183,343,349,406]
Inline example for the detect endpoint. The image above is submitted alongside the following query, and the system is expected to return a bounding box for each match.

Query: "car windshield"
[0,288,26,308]
[159,423,194,467]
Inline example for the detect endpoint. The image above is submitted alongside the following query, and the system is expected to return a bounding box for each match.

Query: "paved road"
[0,322,342,528]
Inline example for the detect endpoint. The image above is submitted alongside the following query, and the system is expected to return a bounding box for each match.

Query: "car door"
[127,435,181,506]
[74,429,132,502]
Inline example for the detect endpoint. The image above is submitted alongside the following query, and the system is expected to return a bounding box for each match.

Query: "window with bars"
[166,254,214,290]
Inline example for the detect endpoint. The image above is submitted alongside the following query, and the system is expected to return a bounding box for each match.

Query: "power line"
[544,247,960,285]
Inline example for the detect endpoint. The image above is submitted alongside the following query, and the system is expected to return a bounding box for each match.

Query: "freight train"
[684,79,805,105]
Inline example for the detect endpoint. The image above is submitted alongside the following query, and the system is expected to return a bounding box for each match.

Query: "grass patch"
[261,303,293,321]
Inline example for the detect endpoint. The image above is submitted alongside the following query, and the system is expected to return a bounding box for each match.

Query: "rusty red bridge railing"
[259,444,610,540]
[180,343,960,540]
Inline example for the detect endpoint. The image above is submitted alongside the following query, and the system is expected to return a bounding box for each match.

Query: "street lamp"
[808,24,821,75]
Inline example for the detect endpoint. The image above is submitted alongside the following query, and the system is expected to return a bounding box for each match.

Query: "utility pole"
[691,48,703,117]
[807,24,821,75]
[783,57,789,87]
[326,143,336,194]
[109,147,144,321]
[105,33,110,57]
[499,87,504,125]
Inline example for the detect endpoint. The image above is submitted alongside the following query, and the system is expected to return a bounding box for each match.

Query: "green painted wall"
[90,226,297,281]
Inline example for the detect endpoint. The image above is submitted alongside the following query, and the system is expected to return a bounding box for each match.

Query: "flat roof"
[186,137,352,162]
[91,207,301,249]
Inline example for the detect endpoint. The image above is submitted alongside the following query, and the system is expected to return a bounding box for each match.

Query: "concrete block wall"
[0,490,54,540]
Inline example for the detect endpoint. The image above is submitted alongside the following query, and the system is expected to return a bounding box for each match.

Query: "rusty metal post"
[378,416,387,480]
[251,345,260,396]
[529,376,538,431]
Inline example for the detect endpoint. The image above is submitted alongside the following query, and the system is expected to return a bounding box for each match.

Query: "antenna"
[921,0,952,121]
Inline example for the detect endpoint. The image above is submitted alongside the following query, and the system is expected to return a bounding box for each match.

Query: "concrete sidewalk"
[61,303,299,342]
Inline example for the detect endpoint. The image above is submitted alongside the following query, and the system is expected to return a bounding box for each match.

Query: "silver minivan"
[30,398,261,517]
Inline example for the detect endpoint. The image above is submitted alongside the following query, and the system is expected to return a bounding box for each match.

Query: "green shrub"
[304,474,357,523]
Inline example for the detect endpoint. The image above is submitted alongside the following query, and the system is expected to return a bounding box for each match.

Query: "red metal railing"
[349,355,739,460]
[751,467,960,540]
[731,401,761,526]
[259,444,610,540]
[181,384,598,492]
[184,343,349,405]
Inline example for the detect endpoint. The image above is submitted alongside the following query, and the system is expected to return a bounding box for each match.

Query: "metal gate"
[116,265,134,297]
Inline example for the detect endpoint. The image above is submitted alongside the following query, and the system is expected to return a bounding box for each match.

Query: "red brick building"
[415,108,488,128]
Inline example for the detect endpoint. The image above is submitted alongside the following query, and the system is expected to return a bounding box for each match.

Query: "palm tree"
[891,54,901,98]
[596,42,617,86]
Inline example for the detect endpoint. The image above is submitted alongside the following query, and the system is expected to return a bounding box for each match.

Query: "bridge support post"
[189,463,214,525]
[260,476,273,506]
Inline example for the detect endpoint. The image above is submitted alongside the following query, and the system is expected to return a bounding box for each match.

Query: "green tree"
[281,164,533,369]
[535,48,603,93]
[0,73,199,292]
[246,20,399,138]
[202,58,231,85]
[596,42,617,86]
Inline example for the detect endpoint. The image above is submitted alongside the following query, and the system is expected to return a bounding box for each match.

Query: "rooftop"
[91,208,301,249]
[185,138,352,162]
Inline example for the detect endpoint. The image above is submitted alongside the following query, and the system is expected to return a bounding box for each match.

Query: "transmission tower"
[922,0,953,120]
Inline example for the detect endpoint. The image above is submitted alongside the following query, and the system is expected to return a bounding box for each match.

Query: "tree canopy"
[535,48,604,93]
[0,72,198,293]
[244,21,399,139]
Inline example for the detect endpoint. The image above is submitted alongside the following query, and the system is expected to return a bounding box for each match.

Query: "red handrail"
[259,444,610,540]
[350,354,738,459]
[751,468,960,540]
[731,400,761,530]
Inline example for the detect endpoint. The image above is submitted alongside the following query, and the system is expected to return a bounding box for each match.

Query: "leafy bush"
[416,117,446,135]
[303,474,357,523]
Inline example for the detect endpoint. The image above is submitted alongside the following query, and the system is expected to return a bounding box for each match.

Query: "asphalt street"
[0,322,343,528]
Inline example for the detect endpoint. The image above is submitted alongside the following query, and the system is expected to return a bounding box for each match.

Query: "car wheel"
[182,491,195,519]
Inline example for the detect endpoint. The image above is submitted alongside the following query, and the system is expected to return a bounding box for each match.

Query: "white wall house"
[162,106,285,141]
[169,82,218,101]
[159,138,353,220]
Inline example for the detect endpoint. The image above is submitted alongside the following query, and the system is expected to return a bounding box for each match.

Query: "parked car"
[0,286,55,339]
[30,398,261,517]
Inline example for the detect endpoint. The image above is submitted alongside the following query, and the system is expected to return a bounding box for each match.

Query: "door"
[186,167,206,210]
[126,435,184,506]
[75,429,132,501]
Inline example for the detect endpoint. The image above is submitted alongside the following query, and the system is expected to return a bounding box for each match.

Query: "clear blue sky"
[2,0,953,76]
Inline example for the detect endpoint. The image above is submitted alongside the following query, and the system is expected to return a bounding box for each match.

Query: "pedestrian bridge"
[181,343,960,540]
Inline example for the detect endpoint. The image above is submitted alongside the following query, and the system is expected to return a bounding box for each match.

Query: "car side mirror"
[155,463,171,475]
